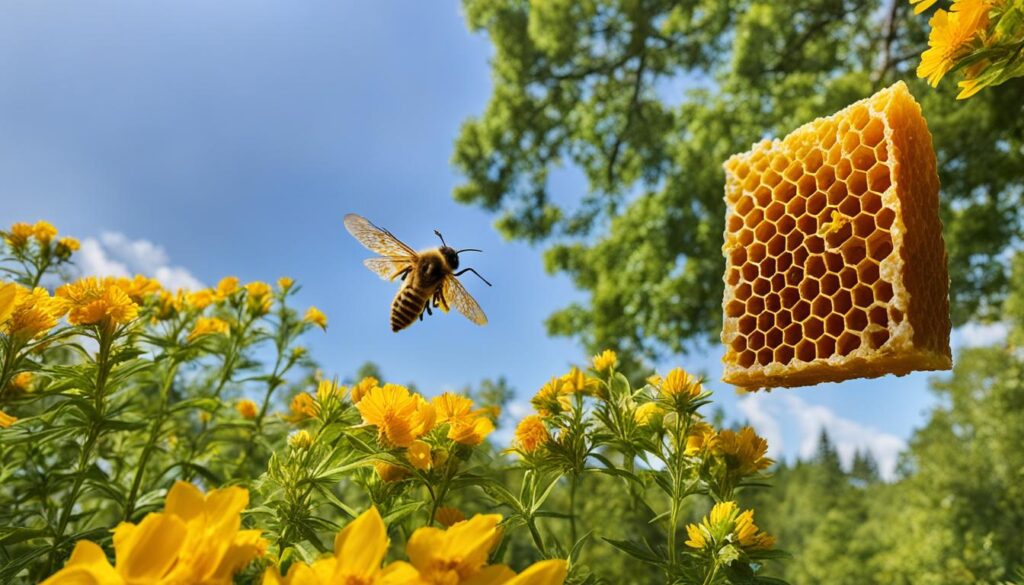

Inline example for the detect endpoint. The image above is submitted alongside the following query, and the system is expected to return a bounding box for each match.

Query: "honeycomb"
[721,82,951,389]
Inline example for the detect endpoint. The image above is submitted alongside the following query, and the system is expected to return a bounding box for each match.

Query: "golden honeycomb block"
[721,82,951,389]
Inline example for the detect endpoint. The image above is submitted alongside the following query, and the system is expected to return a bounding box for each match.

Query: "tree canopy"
[454,0,1024,361]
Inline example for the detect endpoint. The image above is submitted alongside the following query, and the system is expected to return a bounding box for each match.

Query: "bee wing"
[441,275,488,326]
[363,257,415,281]
[344,213,418,259]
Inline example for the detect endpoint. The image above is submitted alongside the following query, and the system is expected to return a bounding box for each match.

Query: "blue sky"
[0,0,994,478]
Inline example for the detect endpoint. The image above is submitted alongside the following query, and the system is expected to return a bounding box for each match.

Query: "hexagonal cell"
[852,212,875,238]
[826,180,848,207]
[786,265,805,286]
[842,130,861,154]
[776,308,793,329]
[797,175,816,197]
[767,233,787,256]
[730,246,748,267]
[730,335,747,352]
[726,299,744,317]
[776,214,796,235]
[742,172,761,192]
[773,181,797,203]
[786,195,807,217]
[756,348,773,367]
[815,336,836,359]
[832,289,853,314]
[738,314,756,333]
[754,221,775,244]
[796,214,817,236]
[824,252,844,273]
[784,159,804,182]
[861,192,882,215]
[727,268,741,286]
[836,331,861,356]
[804,316,825,339]
[737,227,754,247]
[777,252,794,272]
[800,277,820,299]
[783,322,802,345]
[747,295,765,315]
[847,171,868,197]
[868,306,887,328]
[736,282,752,301]
[806,235,825,255]
[867,163,891,193]
[795,339,816,362]
[792,299,811,321]
[735,195,755,217]
[825,313,845,337]
[845,307,868,331]
[853,284,874,308]
[749,242,767,263]
[873,142,889,163]
[748,330,766,351]
[765,200,786,222]
[841,238,867,265]
[862,117,885,147]
[741,262,759,282]
[836,158,853,181]
[757,312,774,332]
[753,185,773,207]
[728,214,745,234]
[744,207,765,229]
[888,306,903,324]
[758,256,777,279]
[867,231,894,262]
[823,220,853,250]
[820,273,840,296]
[771,273,787,292]
[808,190,828,215]
[877,207,895,230]
[765,293,781,313]
[806,256,826,279]
[839,266,858,289]
[857,258,880,284]
[753,277,771,297]
[770,156,789,173]
[851,145,874,171]
[850,105,871,131]
[826,142,843,166]
[804,148,825,173]
[815,164,836,191]
[738,351,756,368]
[874,281,894,303]
[775,345,795,365]
[811,296,832,318]
[763,169,782,188]
[765,327,783,348]
[792,245,810,266]
[868,329,890,349]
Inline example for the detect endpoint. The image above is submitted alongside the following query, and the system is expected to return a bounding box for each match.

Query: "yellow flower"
[33,221,58,245]
[531,377,571,417]
[714,427,773,474]
[276,277,294,291]
[262,507,418,585]
[245,281,273,315]
[910,0,939,14]
[591,349,618,373]
[684,421,717,455]
[917,0,991,87]
[375,461,410,483]
[189,289,215,310]
[634,402,664,427]
[514,415,550,454]
[5,223,34,249]
[657,367,702,399]
[289,392,317,421]
[236,399,258,419]
[289,430,313,450]
[43,481,266,585]
[7,371,33,394]
[316,379,345,402]
[434,507,465,527]
[448,415,495,446]
[6,286,65,340]
[304,306,328,330]
[117,275,162,304]
[0,410,16,428]
[407,440,433,471]
[55,237,79,260]
[560,366,601,396]
[215,276,240,300]
[56,277,139,329]
[351,376,379,403]
[188,316,230,342]
[433,392,476,426]
[684,501,773,552]
[357,384,436,448]
[397,514,568,584]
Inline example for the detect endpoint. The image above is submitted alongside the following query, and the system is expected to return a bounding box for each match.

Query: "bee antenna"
[434,230,447,247]
[456,248,482,254]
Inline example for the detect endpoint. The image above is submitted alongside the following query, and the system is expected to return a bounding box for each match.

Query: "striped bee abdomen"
[391,285,430,332]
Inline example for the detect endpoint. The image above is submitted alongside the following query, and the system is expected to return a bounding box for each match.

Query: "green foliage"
[454,0,1024,360]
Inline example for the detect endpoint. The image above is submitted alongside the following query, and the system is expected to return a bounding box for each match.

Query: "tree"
[455,0,1024,361]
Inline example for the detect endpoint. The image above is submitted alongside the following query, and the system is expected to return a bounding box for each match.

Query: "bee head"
[434,230,482,271]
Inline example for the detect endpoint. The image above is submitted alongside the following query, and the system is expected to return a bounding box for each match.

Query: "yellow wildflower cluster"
[55,277,144,330]
[514,414,550,454]
[265,507,567,585]
[3,221,78,259]
[189,316,231,342]
[685,501,775,552]
[914,0,1024,98]
[236,398,259,419]
[0,283,65,340]
[304,306,328,330]
[357,384,437,448]
[715,427,774,474]
[433,392,495,446]
[43,482,267,585]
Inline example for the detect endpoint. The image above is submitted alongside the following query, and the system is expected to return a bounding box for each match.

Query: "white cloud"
[956,322,1008,348]
[76,232,203,291]
[738,392,906,481]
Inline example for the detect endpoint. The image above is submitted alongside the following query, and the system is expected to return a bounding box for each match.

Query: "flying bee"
[344,213,491,332]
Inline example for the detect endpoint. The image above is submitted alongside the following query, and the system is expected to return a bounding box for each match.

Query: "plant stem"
[701,558,720,585]
[569,473,579,545]
[123,359,179,520]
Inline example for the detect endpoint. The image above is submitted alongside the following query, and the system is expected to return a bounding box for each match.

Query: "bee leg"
[425,304,433,316]
[454,268,492,287]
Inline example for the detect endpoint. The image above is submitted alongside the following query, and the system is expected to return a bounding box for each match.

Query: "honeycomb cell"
[721,82,951,389]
